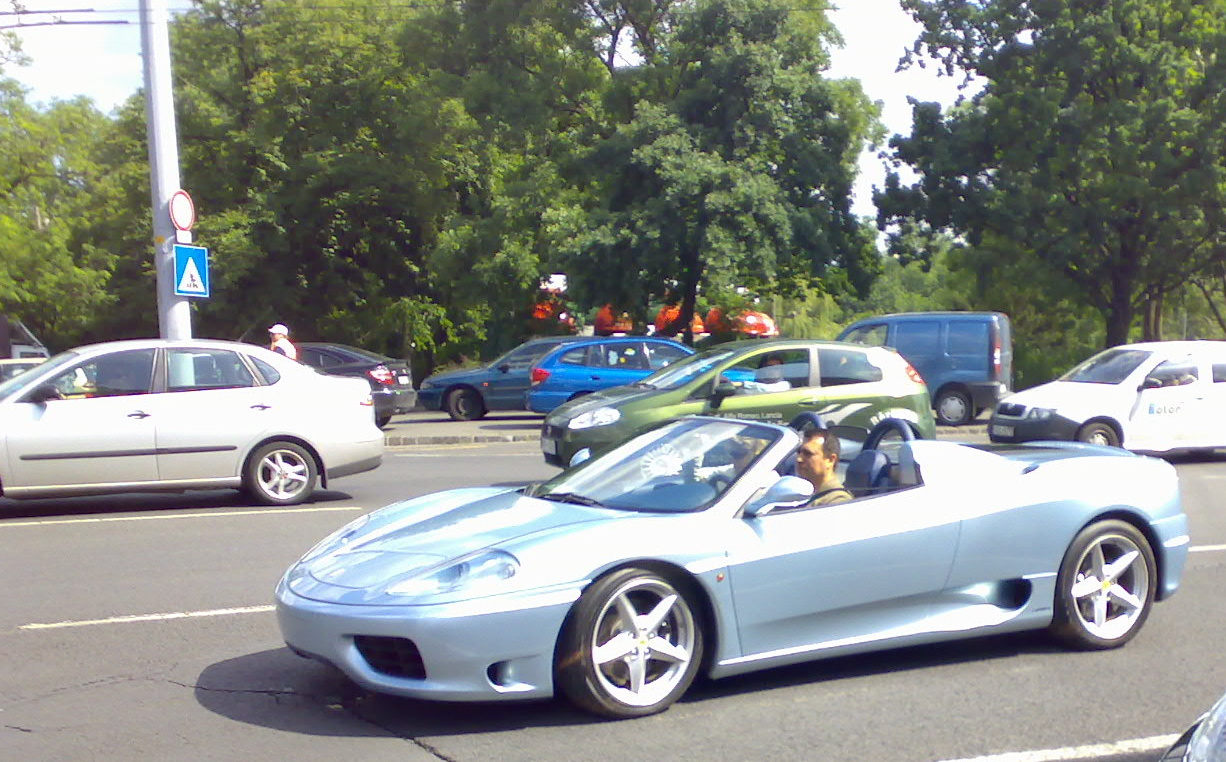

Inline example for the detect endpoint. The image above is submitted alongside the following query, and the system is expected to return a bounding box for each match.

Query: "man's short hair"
[802,425,840,460]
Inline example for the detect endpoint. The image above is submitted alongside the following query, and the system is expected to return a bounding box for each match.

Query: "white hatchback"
[0,338,383,504]
[989,340,1226,453]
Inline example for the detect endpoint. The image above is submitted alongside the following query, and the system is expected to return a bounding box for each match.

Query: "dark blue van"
[837,311,1013,426]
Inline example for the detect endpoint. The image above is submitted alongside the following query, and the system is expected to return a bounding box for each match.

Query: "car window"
[600,342,648,370]
[645,342,691,369]
[894,322,941,354]
[723,350,810,392]
[45,348,156,399]
[495,341,563,370]
[167,348,257,391]
[1143,359,1198,389]
[251,356,282,385]
[818,347,883,386]
[1060,348,1151,384]
[1214,364,1226,383]
[639,348,739,390]
[556,346,589,366]
[301,348,340,369]
[533,418,780,513]
[947,322,989,354]
[841,324,888,346]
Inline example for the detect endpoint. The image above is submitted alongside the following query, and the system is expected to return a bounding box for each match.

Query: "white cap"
[268,323,289,335]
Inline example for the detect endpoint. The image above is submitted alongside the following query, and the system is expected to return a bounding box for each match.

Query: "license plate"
[397,375,410,384]
[992,425,1014,437]
[540,438,557,455]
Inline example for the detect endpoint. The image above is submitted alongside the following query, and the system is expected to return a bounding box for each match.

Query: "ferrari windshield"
[532,418,782,513]
[635,348,739,390]
[1059,348,1151,384]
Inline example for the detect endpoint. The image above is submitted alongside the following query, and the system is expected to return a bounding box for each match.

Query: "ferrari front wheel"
[556,568,703,718]
[1051,520,1155,649]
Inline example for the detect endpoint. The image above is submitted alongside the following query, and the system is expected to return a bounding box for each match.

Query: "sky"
[5,0,972,218]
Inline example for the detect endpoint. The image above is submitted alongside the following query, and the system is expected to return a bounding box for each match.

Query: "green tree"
[0,80,116,349]
[880,0,1226,347]
[549,0,882,340]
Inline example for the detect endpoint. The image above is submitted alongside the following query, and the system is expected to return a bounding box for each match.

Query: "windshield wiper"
[537,491,605,507]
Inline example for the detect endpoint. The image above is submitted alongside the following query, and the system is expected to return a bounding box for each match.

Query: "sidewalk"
[382,409,988,446]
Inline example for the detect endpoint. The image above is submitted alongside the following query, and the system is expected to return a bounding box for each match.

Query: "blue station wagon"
[526,337,695,413]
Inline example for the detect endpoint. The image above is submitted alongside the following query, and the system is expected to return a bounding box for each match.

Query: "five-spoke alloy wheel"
[1051,519,1155,649]
[557,568,703,718]
[245,441,318,506]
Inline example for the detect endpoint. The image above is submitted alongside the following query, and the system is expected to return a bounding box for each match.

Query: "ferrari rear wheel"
[1051,520,1155,650]
[556,568,703,718]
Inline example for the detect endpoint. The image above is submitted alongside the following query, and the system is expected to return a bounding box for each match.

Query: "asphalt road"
[2,439,1224,762]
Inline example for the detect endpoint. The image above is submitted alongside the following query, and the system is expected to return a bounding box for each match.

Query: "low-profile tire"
[244,441,318,506]
[445,388,486,421]
[934,388,973,426]
[1077,421,1121,448]
[374,413,392,428]
[556,568,704,719]
[1050,519,1155,650]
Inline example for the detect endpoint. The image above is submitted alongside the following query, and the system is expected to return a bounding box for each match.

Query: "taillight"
[367,365,396,386]
[905,363,924,385]
[530,367,550,385]
[992,334,1002,380]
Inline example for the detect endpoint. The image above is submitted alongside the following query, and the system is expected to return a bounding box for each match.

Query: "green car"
[540,339,936,467]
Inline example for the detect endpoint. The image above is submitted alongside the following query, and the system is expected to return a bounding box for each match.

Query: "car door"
[1127,356,1202,450]
[590,341,651,390]
[725,489,960,657]
[2,349,160,491]
[484,342,560,409]
[152,347,280,481]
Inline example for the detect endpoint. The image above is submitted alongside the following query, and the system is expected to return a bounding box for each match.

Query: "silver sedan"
[0,338,383,505]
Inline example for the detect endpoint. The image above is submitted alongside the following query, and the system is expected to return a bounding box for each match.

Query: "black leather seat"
[843,449,891,497]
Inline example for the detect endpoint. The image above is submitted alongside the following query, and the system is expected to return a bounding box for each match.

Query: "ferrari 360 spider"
[275,416,1189,718]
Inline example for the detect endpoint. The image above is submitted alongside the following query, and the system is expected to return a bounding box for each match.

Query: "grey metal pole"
[140,0,191,339]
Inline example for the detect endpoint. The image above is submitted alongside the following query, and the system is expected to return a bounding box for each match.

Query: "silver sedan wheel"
[1052,520,1155,649]
[557,569,703,718]
[246,442,317,506]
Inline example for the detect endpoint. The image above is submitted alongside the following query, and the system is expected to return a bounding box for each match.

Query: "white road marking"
[935,734,1180,762]
[0,505,364,528]
[1190,543,1226,553]
[19,605,275,631]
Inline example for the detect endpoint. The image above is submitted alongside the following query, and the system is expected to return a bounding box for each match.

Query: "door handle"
[127,410,151,419]
[251,404,272,410]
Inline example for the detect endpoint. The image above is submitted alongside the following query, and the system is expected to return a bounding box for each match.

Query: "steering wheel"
[863,417,917,451]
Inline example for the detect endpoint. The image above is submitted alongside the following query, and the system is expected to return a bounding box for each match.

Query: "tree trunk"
[1104,290,1134,347]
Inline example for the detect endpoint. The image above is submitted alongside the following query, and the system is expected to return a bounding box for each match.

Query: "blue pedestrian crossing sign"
[173,244,210,298]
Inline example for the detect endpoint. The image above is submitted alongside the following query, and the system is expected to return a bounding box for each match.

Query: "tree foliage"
[880,0,1226,347]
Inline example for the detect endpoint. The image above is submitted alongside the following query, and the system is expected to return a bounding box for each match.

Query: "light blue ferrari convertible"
[276,416,1189,718]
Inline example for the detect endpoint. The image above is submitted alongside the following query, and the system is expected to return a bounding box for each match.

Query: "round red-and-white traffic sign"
[169,189,196,231]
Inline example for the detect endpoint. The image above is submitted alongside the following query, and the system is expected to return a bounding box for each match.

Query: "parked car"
[525,336,695,413]
[418,336,584,420]
[297,342,416,428]
[540,339,935,468]
[0,357,45,382]
[276,414,1187,719]
[0,339,383,505]
[989,340,1226,452]
[837,311,1013,426]
[1159,687,1226,761]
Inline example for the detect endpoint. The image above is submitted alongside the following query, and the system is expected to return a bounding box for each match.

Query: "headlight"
[385,549,519,597]
[569,407,621,429]
[1186,692,1226,762]
[1025,407,1055,420]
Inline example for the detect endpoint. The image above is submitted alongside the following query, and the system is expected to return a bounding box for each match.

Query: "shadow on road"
[0,488,354,520]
